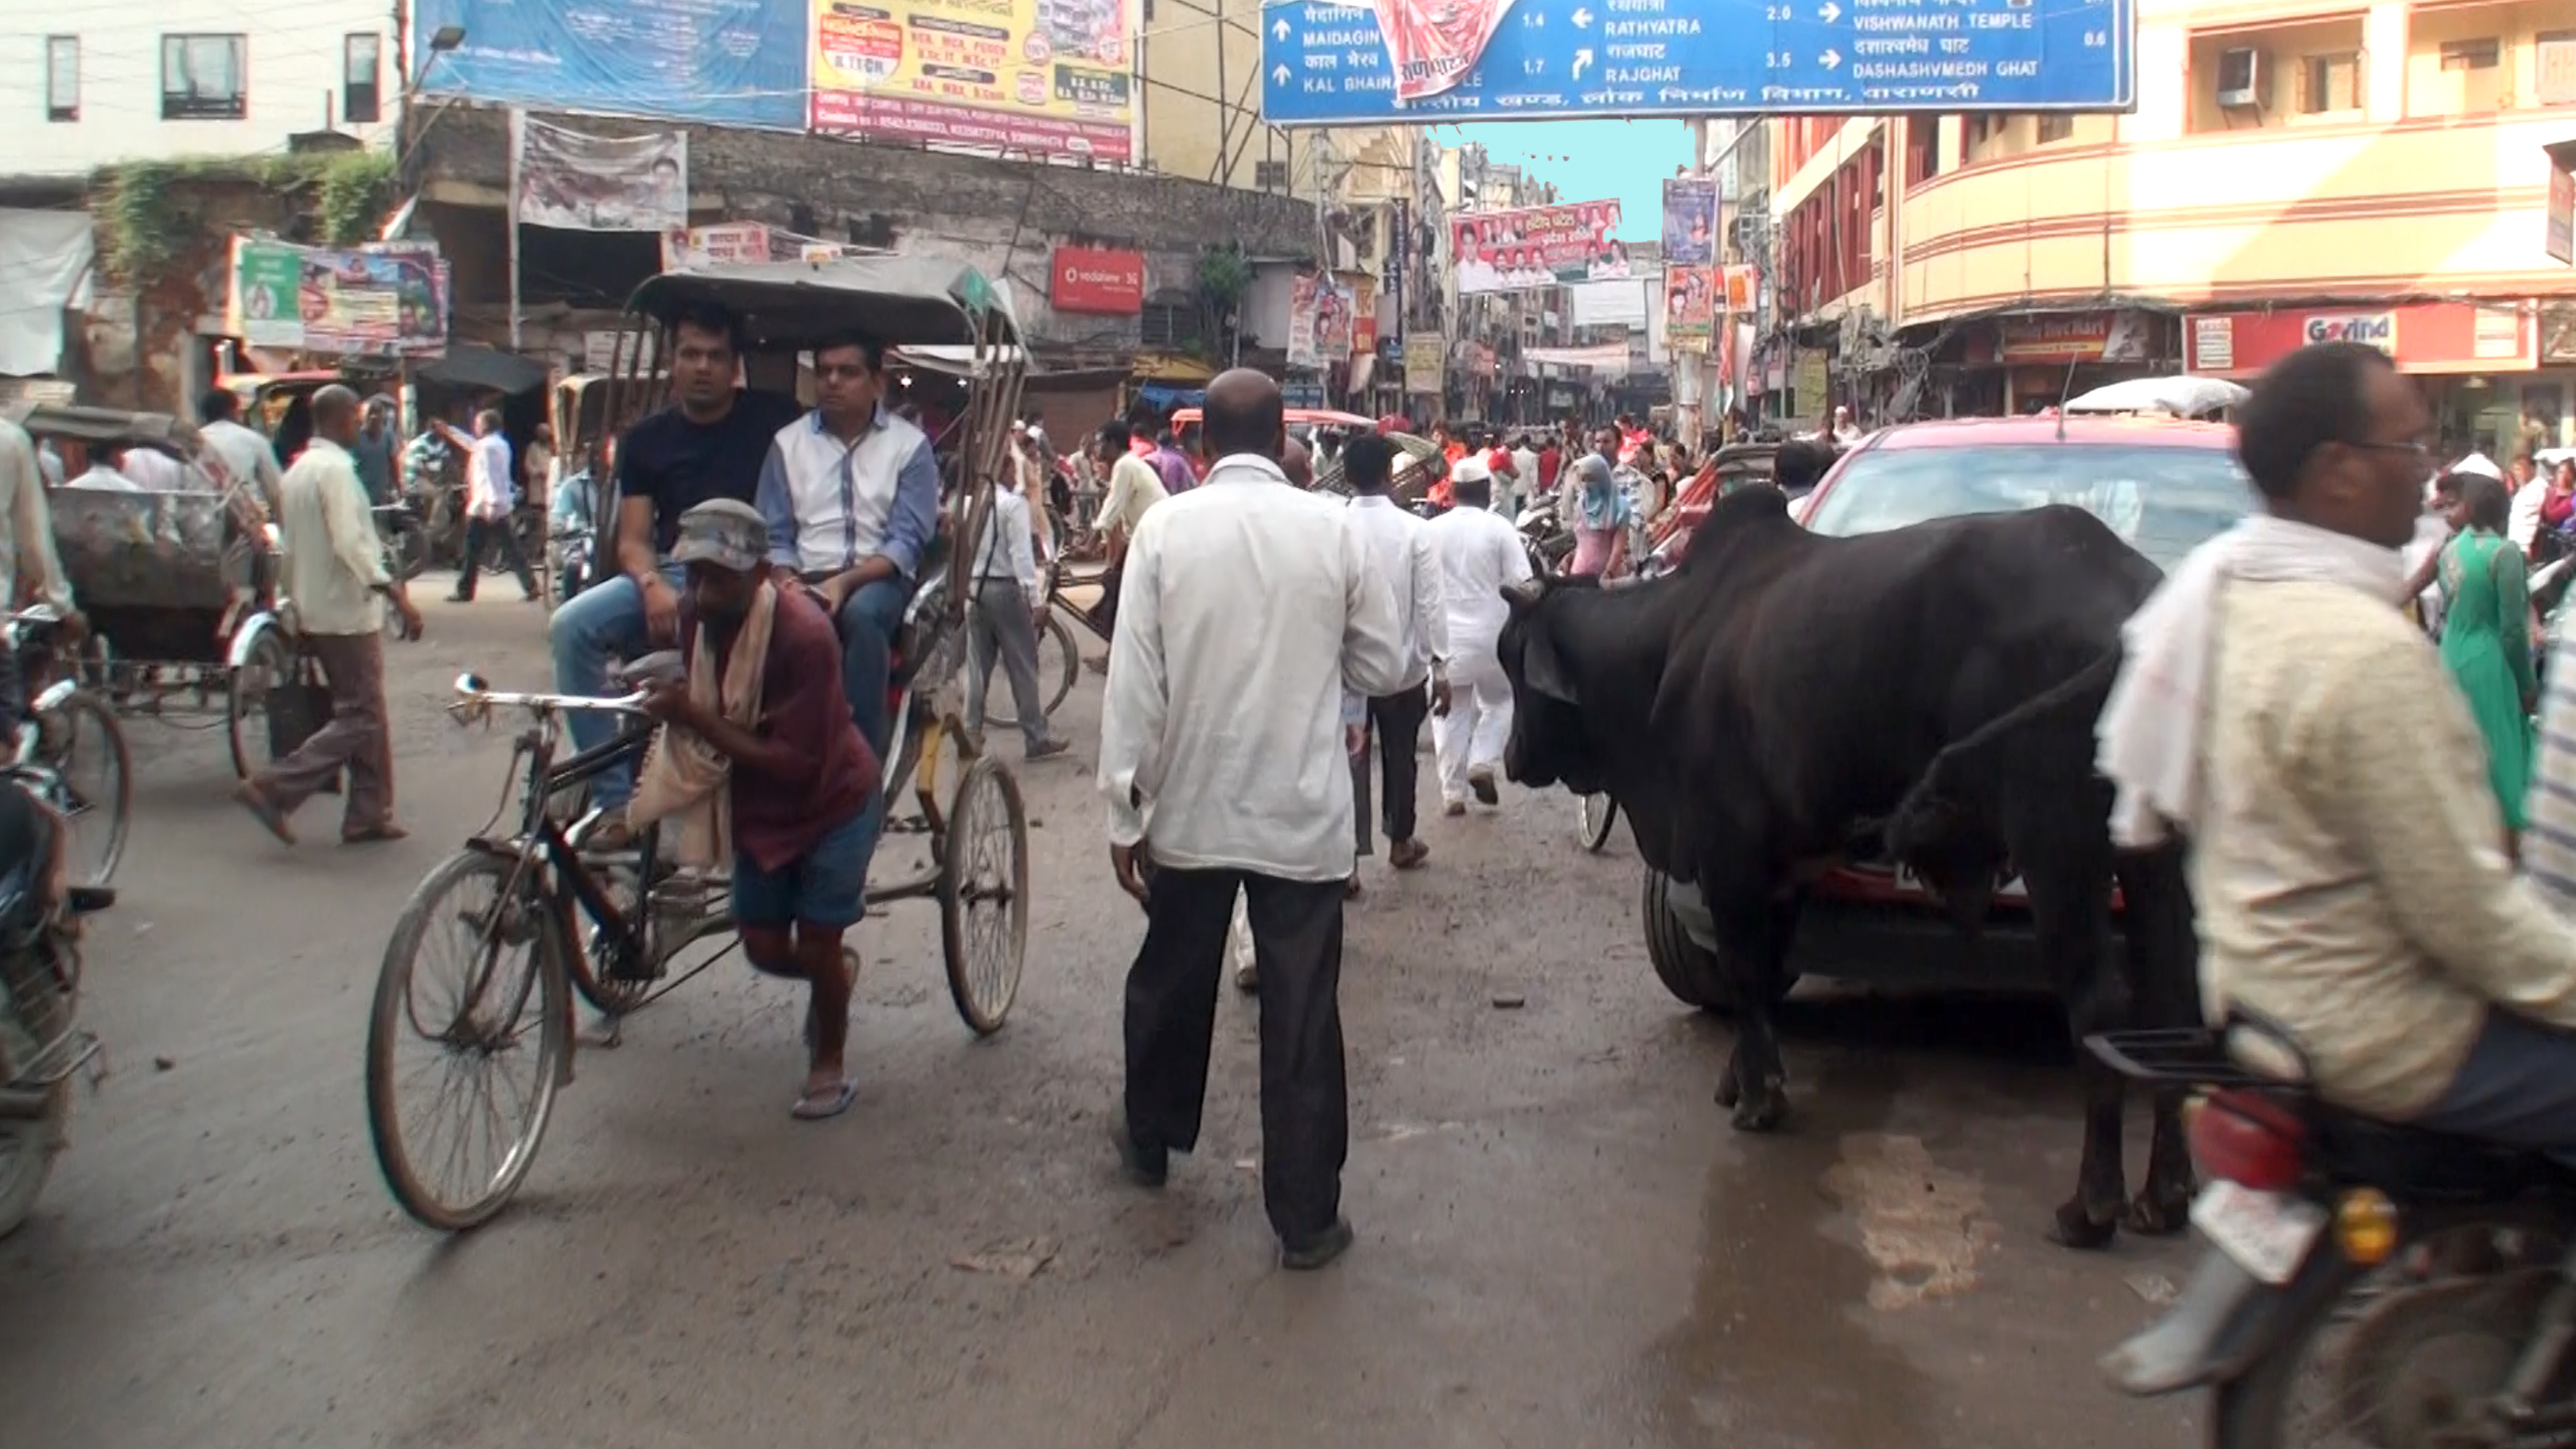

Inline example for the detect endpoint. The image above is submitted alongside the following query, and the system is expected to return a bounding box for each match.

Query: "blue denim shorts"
[731,804,879,930]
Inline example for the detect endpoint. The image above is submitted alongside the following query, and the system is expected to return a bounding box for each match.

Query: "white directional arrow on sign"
[1818,47,1842,68]
[1272,64,1291,84]
[1274,18,1290,40]
[1571,47,1594,78]
[1571,6,1593,26]
[1815,2,1841,21]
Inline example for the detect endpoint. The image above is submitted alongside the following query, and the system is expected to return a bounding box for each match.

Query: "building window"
[2299,50,2361,114]
[161,34,247,120]
[1141,301,1191,349]
[2438,37,2498,72]
[45,36,77,122]
[1254,159,1289,191]
[344,33,381,123]
[2539,32,2576,105]
[2037,113,2075,142]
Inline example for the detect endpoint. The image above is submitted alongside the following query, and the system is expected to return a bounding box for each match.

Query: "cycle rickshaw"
[364,257,1034,1230]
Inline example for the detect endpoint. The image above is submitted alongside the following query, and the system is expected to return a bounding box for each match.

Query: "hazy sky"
[1442,119,1697,239]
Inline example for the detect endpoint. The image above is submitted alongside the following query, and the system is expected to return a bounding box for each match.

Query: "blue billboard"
[1261,0,2134,124]
[414,0,807,130]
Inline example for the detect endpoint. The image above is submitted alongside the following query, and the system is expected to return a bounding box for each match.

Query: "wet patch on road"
[1820,1132,1997,1311]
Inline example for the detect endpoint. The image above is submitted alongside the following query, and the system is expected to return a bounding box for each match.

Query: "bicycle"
[6,608,131,888]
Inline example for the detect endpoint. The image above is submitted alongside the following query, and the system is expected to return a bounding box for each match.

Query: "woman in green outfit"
[2439,471,2537,832]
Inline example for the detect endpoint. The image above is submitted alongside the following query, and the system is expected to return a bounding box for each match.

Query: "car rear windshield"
[1802,442,2255,570]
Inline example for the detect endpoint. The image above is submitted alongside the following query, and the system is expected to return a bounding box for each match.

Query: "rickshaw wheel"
[938,756,1026,1036]
[227,629,299,781]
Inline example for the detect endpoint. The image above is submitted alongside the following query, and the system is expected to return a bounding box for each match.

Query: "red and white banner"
[1051,247,1144,314]
[1370,0,1516,103]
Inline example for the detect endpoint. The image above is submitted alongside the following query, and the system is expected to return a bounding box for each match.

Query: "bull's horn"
[1502,578,1544,606]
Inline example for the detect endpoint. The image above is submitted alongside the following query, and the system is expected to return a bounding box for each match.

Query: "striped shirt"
[2525,609,2576,910]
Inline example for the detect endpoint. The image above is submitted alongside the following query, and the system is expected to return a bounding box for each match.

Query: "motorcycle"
[2092,1016,2576,1449]
[0,774,112,1238]
[1516,496,1574,576]
[374,501,430,582]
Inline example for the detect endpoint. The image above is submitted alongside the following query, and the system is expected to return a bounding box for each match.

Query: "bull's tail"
[1884,648,2122,858]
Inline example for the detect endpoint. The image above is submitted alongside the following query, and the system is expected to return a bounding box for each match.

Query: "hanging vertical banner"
[1721,263,1762,314]
[1403,333,1445,393]
[1348,275,1379,354]
[1289,274,1322,369]
[1315,276,1355,364]
[511,114,690,232]
[1387,198,1409,322]
[1664,267,1714,354]
[1661,178,1719,267]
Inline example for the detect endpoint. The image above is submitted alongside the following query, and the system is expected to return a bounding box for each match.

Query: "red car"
[1640,415,2254,1005]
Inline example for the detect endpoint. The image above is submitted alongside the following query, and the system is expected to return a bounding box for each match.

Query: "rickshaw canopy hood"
[8,403,204,453]
[625,257,1019,353]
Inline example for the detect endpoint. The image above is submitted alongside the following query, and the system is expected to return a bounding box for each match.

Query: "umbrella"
[2063,376,2248,418]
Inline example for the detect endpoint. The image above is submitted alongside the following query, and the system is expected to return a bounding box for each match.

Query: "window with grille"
[161,34,247,120]
[2299,51,2361,113]
[2539,32,2576,104]
[2037,113,2075,142]
[1255,159,1289,191]
[45,37,76,122]
[1141,302,1191,349]
[344,34,382,123]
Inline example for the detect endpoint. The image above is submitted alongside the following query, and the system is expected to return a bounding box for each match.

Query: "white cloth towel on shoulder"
[2097,513,2407,849]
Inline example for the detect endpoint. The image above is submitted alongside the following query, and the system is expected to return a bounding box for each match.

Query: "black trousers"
[454,513,537,600]
[1123,866,1348,1243]
[1364,684,1429,846]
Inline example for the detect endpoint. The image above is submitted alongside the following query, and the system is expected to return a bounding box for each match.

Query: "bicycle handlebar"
[450,672,652,717]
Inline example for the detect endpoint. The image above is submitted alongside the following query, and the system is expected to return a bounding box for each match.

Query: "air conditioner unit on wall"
[2218,48,2270,108]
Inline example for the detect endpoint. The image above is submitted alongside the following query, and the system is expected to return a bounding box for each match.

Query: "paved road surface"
[0,582,2208,1448]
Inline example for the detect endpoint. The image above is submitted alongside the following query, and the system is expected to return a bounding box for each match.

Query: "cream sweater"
[2195,579,2576,1118]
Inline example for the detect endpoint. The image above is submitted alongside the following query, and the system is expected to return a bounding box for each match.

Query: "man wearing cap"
[635,499,881,1120]
[1426,457,1534,813]
[1341,432,1449,873]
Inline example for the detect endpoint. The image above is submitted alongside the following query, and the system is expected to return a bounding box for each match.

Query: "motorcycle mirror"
[455,672,486,696]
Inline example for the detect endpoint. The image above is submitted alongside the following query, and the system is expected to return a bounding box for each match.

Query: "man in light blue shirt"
[753,331,940,766]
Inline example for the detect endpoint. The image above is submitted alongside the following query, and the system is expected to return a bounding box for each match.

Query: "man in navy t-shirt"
[547,299,801,838]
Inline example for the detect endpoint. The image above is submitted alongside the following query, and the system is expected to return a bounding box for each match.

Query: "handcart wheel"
[1578,791,1617,853]
[938,755,1026,1035]
[226,628,297,781]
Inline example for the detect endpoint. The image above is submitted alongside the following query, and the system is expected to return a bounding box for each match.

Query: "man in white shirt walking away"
[1341,432,1450,871]
[1082,420,1169,671]
[1427,458,1535,812]
[437,409,539,602]
[1100,368,1406,1272]
[235,386,423,845]
[963,475,1068,761]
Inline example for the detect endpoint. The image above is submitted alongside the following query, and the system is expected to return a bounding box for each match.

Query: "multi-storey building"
[1765,0,2576,457]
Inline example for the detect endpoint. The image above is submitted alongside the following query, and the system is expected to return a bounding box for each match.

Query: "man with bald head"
[1100,367,1405,1271]
[1279,434,1313,489]
[235,384,422,846]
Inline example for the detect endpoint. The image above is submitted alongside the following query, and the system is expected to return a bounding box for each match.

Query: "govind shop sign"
[2303,312,2397,353]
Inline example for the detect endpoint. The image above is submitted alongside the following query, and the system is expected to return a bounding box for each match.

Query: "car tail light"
[2188,1089,2308,1190]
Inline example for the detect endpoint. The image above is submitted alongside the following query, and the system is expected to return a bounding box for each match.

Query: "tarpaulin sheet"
[0,209,94,377]
[414,0,807,129]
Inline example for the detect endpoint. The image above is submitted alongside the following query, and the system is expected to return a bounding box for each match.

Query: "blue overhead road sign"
[1259,0,2134,124]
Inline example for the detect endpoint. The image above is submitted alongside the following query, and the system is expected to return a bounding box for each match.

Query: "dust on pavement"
[0,589,2205,1448]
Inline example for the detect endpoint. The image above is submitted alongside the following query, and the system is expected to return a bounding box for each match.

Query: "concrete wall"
[413,104,1315,360]
[6,0,395,177]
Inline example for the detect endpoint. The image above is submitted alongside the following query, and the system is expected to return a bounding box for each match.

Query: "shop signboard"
[1260,0,2135,125]
[1793,349,1829,412]
[2186,302,2535,377]
[414,0,807,127]
[662,222,772,270]
[228,236,449,358]
[1282,381,1328,408]
[1997,310,2154,364]
[1051,247,1145,314]
[809,0,1137,162]
[2549,145,2574,266]
[1403,333,1446,392]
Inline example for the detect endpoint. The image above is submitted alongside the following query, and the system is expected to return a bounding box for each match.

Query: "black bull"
[1496,487,2196,1247]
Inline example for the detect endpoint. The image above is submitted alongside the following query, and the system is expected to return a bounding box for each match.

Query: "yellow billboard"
[809,0,1136,162]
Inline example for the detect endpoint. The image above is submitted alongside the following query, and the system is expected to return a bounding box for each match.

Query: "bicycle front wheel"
[366,850,569,1232]
[44,691,130,887]
[985,610,1080,730]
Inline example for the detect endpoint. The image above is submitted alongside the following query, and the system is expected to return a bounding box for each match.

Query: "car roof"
[1860,415,2236,452]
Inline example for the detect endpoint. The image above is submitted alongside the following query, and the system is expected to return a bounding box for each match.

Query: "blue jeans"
[834,577,909,762]
[733,807,879,929]
[547,563,684,812]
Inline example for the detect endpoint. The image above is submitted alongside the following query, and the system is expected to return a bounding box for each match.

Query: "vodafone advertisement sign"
[1052,247,1145,316]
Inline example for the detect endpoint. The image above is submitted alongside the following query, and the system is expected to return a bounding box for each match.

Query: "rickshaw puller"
[633,501,881,1120]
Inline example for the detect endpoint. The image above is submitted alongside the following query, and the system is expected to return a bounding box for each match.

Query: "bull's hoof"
[2048,1198,2120,1251]
[2124,1185,2193,1237]
[1728,1081,1786,1132]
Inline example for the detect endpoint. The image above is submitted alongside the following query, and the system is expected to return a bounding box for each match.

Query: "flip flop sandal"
[792,1080,858,1120]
